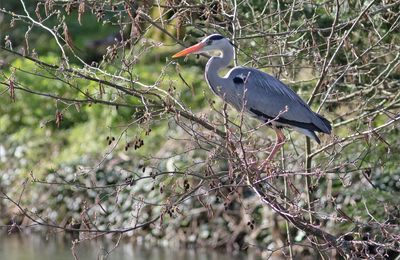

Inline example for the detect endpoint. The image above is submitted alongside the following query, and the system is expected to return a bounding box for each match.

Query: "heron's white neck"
[205,43,234,95]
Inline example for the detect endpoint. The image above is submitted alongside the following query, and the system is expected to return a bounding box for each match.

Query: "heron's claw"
[246,157,277,183]
[258,160,274,175]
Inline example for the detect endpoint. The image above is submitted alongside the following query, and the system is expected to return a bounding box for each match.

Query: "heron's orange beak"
[172,42,206,58]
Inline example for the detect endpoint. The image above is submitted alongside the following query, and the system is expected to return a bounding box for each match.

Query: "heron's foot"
[245,157,263,182]
[246,157,258,168]
[258,160,275,176]
[247,158,277,182]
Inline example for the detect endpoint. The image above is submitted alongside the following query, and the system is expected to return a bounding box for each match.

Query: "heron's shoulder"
[225,67,282,87]
[224,67,251,85]
[225,66,248,76]
[226,66,277,79]
[225,66,260,80]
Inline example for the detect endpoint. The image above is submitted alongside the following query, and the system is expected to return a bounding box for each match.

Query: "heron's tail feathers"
[292,127,321,144]
[315,113,332,134]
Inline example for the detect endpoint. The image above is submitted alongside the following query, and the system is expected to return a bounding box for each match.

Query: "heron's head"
[172,34,232,58]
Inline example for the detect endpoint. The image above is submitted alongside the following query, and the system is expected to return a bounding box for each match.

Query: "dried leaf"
[63,23,74,49]
[9,78,15,102]
[55,110,63,128]
[98,83,104,98]
[65,2,72,15]
[35,3,42,21]
[78,0,85,25]
[44,0,54,17]
[74,103,81,112]
[5,35,12,50]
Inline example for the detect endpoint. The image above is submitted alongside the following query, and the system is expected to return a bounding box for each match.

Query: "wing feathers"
[250,108,328,134]
[227,67,332,141]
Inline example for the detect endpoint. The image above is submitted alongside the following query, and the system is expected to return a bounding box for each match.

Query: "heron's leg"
[267,128,286,161]
[259,128,286,172]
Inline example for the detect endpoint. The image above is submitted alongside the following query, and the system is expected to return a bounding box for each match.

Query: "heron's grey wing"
[227,67,331,134]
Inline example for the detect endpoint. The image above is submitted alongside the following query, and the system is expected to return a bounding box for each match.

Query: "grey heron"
[172,34,331,167]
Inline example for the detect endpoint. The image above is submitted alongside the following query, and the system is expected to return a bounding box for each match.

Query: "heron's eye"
[207,40,213,45]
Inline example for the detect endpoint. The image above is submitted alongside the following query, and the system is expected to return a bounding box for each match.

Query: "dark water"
[0,234,253,260]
